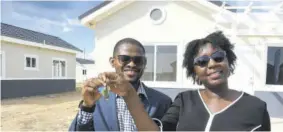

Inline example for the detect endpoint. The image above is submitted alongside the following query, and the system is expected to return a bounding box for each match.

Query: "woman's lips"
[208,70,223,79]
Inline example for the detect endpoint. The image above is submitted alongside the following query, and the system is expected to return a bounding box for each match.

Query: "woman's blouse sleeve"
[260,103,271,131]
[161,93,183,131]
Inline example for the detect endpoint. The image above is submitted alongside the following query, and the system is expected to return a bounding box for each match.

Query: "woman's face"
[193,43,230,87]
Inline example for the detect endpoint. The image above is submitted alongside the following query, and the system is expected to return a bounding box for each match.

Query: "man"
[69,38,172,131]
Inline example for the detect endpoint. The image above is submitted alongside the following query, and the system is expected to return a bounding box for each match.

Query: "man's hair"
[182,31,237,85]
[113,38,145,56]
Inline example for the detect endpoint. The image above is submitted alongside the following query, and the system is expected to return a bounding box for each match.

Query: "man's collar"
[137,82,148,99]
[116,82,148,100]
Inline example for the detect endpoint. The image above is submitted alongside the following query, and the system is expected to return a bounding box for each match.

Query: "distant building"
[76,58,95,83]
[0,23,82,99]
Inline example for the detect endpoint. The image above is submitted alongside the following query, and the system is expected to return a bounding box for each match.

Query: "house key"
[97,73,120,100]
[98,85,110,100]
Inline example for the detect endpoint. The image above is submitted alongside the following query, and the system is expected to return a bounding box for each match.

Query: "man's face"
[110,43,147,83]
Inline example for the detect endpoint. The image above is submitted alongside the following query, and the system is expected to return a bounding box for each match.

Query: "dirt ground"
[1,91,81,131]
[1,91,283,131]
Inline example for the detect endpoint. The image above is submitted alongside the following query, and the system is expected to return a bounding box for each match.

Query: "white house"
[78,0,283,120]
[76,57,95,83]
[0,23,82,99]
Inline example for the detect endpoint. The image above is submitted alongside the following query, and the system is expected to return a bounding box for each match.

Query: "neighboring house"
[76,58,95,83]
[78,0,283,119]
[0,23,82,99]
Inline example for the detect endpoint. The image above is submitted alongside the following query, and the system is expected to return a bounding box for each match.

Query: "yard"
[1,89,283,131]
[1,91,81,131]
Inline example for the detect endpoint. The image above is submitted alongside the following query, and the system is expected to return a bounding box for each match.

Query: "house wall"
[1,41,77,99]
[91,1,229,89]
[233,37,283,92]
[87,1,283,118]
[1,41,76,79]
[76,63,84,83]
[76,63,96,83]
[91,1,283,90]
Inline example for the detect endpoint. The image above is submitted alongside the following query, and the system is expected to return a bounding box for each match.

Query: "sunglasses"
[116,55,146,65]
[193,51,226,67]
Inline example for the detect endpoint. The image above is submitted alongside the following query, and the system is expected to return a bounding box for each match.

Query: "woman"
[101,31,271,131]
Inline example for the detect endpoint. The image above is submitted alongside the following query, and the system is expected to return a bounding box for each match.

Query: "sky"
[1,0,104,54]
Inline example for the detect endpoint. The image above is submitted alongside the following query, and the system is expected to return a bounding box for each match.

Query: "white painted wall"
[1,41,76,79]
[76,63,96,83]
[232,37,283,92]
[87,1,283,92]
[90,1,229,88]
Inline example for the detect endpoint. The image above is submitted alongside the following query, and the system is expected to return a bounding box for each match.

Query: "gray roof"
[78,1,112,20]
[76,58,95,64]
[1,23,82,52]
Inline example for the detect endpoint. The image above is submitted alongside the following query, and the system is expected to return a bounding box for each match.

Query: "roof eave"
[1,36,82,54]
[78,0,237,29]
[79,0,134,29]
[78,1,112,20]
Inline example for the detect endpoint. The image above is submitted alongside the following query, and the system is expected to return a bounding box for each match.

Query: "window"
[142,45,177,82]
[24,55,38,70]
[149,7,166,24]
[150,8,162,21]
[53,59,66,78]
[82,69,87,75]
[266,46,283,85]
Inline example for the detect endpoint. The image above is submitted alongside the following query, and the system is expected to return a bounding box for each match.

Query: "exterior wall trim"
[258,43,283,92]
[1,79,76,99]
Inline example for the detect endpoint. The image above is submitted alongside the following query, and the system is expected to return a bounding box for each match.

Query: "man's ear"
[143,57,147,68]
[109,57,115,68]
[144,58,147,66]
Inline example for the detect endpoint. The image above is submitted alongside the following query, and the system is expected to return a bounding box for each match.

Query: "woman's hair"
[182,31,237,85]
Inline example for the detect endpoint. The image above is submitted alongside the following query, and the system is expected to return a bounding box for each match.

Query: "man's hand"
[81,78,104,107]
[98,72,134,97]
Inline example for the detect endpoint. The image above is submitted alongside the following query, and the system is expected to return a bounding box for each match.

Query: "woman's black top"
[161,90,271,131]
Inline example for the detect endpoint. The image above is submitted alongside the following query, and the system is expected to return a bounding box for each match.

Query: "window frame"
[142,42,182,88]
[52,57,67,79]
[82,69,87,75]
[259,43,283,92]
[148,6,167,25]
[24,54,39,71]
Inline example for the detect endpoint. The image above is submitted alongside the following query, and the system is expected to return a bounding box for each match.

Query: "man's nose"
[127,60,136,67]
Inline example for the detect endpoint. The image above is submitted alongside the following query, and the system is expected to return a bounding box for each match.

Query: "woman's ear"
[194,73,202,85]
[109,57,115,68]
